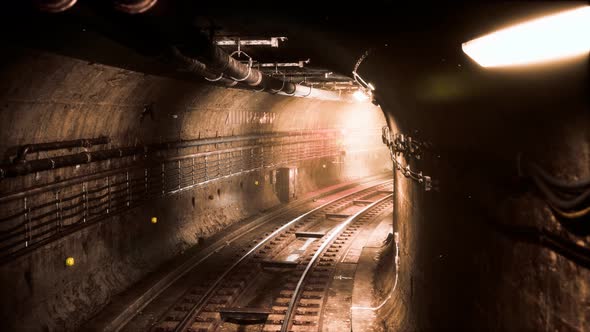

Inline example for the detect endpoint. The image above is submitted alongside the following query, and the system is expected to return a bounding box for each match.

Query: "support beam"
[214,37,287,48]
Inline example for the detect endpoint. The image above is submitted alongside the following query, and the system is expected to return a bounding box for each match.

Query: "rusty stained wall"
[0,48,390,331]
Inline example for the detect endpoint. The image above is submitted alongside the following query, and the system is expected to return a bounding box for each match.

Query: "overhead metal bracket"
[214,37,288,48]
[256,59,310,68]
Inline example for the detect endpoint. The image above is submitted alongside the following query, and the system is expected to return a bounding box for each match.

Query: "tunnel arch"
[1,2,589,332]
[0,47,393,331]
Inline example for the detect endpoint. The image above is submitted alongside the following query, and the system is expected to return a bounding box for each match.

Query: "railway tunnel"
[0,1,589,331]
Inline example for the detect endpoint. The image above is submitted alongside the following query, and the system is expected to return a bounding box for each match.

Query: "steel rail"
[280,193,394,332]
[172,180,392,332]
[93,176,387,332]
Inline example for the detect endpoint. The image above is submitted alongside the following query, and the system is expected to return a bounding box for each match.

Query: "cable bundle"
[382,126,436,191]
[526,161,590,219]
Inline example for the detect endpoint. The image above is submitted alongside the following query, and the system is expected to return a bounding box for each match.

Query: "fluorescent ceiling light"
[462,6,590,67]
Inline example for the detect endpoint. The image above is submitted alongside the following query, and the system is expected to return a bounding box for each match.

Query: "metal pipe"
[170,47,237,87]
[195,43,342,101]
[206,46,263,86]
[264,76,341,100]
[3,147,139,178]
[0,131,341,179]
[14,136,109,163]
[529,162,590,190]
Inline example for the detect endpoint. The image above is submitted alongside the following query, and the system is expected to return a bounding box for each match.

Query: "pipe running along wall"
[172,45,343,101]
[0,131,349,179]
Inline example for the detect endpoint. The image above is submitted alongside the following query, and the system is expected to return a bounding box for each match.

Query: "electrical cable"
[530,163,590,191]
[383,127,434,190]
[549,202,590,219]
[523,159,590,218]
[353,48,374,74]
[351,232,399,311]
[532,174,590,210]
[488,219,590,269]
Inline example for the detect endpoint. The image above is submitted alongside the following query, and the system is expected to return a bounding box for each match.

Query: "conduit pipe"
[2,147,139,179]
[175,44,343,101]
[14,136,109,162]
[171,47,237,87]
[0,131,340,179]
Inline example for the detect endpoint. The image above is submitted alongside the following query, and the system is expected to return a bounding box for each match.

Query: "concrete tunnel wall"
[4,45,587,332]
[0,48,391,331]
[377,107,590,331]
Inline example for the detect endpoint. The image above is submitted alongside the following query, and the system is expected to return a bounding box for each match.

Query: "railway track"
[131,180,393,332]
[264,193,393,332]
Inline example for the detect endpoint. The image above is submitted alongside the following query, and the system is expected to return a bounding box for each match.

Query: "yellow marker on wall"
[151,217,158,224]
[65,257,75,267]
[254,180,259,186]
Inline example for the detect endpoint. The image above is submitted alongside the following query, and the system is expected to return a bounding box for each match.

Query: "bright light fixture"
[462,6,590,67]
[353,89,370,102]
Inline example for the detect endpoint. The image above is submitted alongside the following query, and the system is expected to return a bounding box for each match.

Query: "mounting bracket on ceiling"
[351,48,376,103]
[256,59,310,68]
[214,37,288,48]
[352,72,375,91]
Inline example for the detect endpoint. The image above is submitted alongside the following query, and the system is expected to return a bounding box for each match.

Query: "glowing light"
[65,257,75,267]
[462,6,590,67]
[353,89,370,102]
[151,217,158,224]
[254,180,259,186]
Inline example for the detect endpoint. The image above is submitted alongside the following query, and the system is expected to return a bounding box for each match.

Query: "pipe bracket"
[269,73,286,94]
[204,73,225,82]
[228,51,253,82]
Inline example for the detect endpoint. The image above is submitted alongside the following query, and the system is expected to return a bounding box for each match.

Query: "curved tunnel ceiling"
[3,2,587,128]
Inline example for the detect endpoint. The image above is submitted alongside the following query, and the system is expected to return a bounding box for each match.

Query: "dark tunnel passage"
[0,1,589,331]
